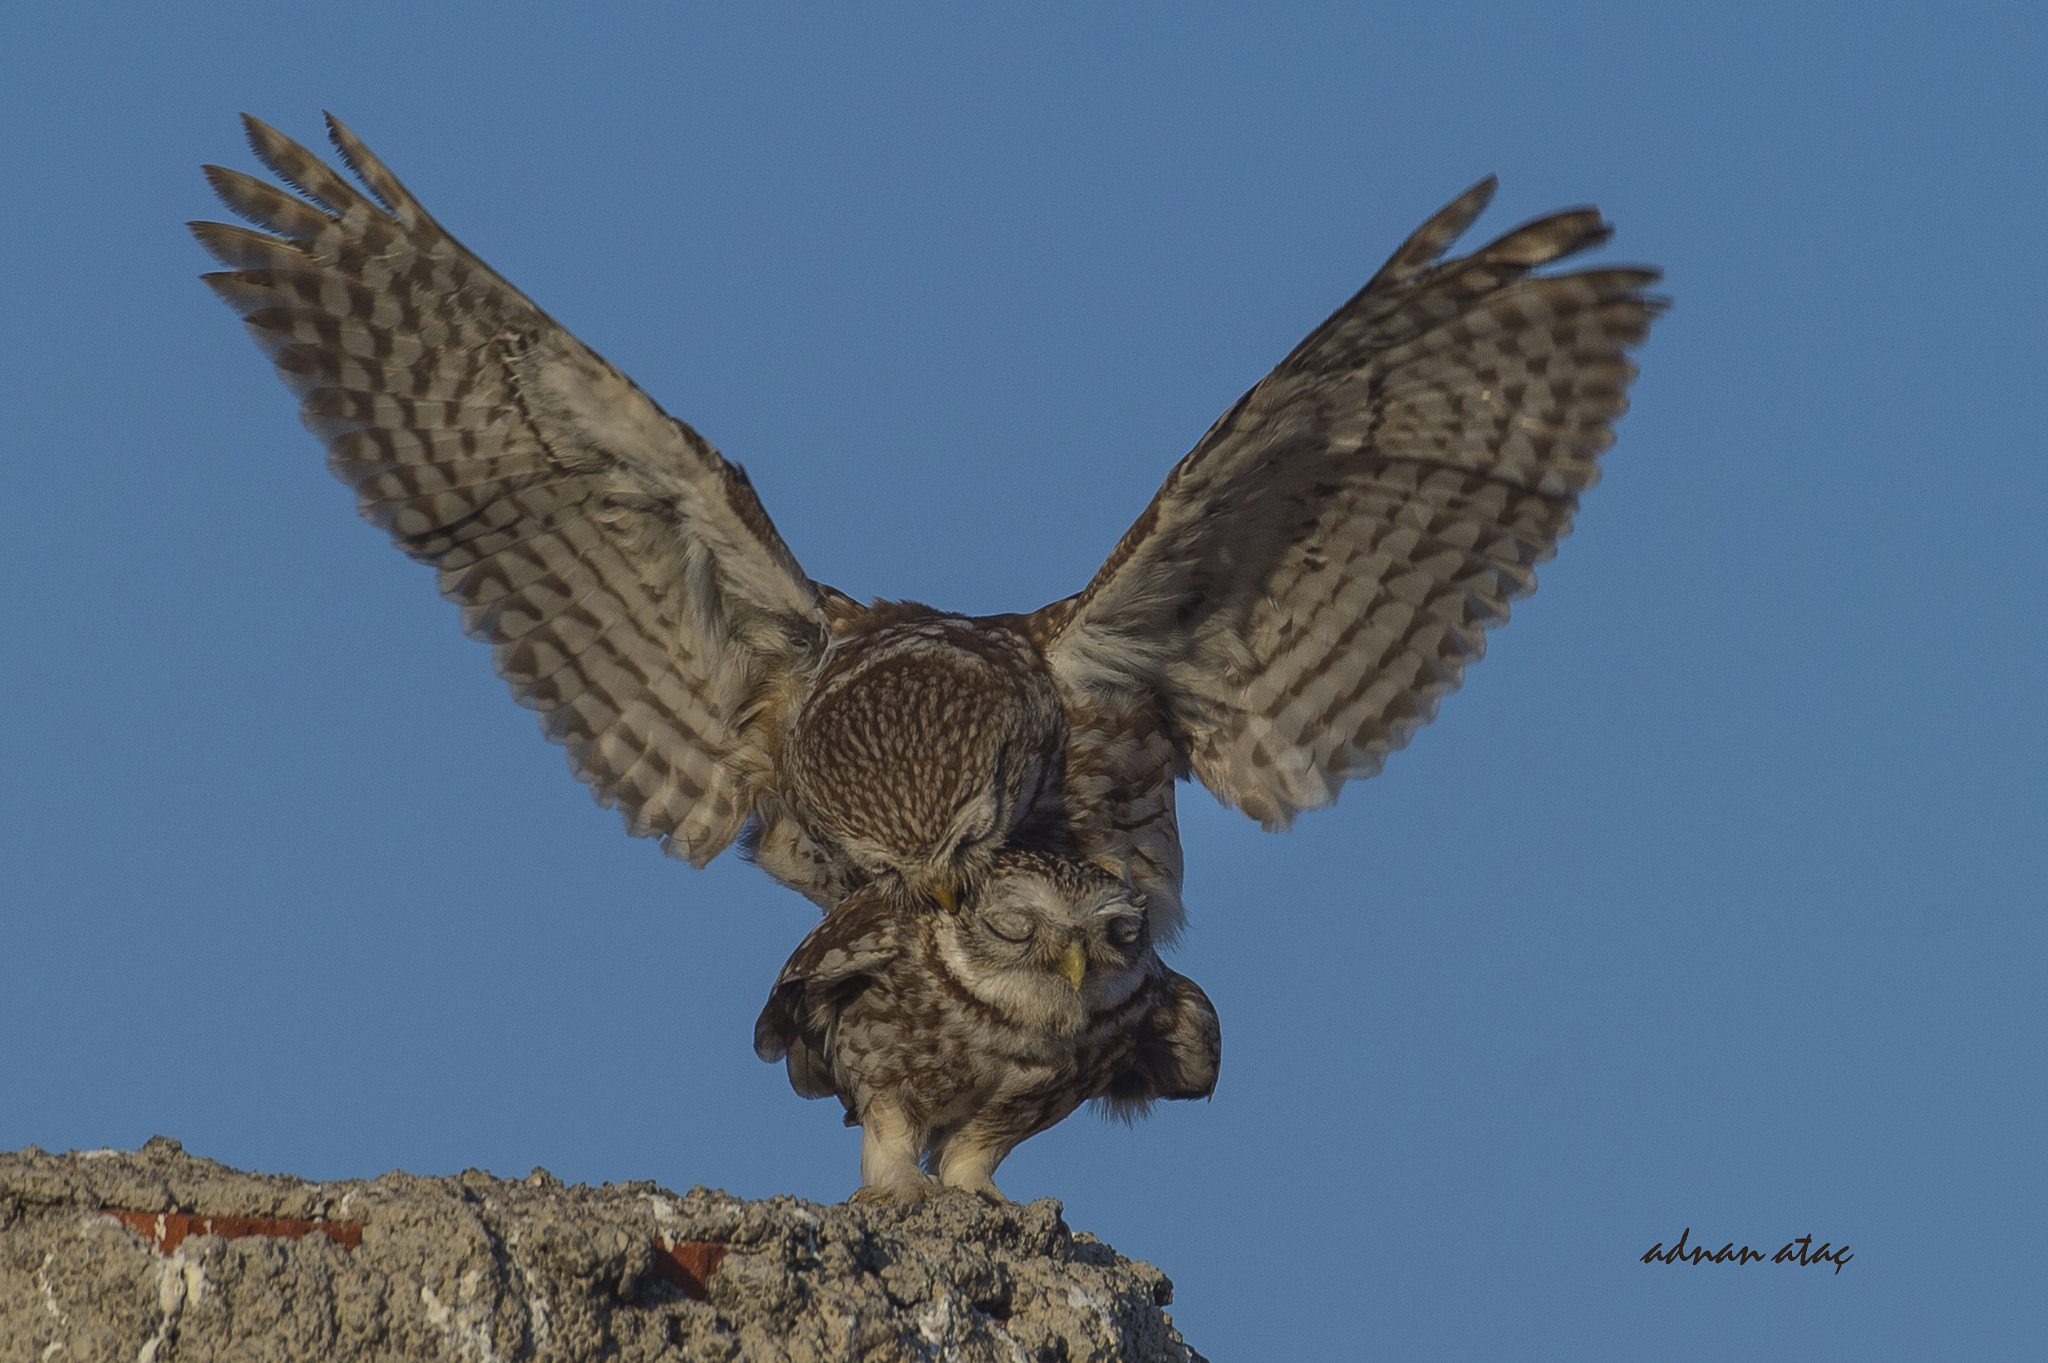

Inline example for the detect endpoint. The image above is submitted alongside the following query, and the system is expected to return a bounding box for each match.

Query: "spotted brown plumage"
[195,114,1661,938]
[754,852,1220,1202]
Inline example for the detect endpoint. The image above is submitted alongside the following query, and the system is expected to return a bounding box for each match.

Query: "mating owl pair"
[195,115,1658,1201]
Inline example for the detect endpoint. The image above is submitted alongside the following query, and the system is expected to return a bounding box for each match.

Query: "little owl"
[754,851,1220,1203]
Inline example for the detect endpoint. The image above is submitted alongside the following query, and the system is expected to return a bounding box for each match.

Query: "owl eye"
[983,911,1036,943]
[1105,915,1143,948]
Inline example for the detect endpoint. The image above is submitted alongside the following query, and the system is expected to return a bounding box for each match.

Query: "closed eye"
[1105,915,1143,948]
[984,911,1036,943]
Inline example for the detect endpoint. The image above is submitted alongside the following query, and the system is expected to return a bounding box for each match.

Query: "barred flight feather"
[1041,176,1664,829]
[198,116,1659,924]
[194,114,831,866]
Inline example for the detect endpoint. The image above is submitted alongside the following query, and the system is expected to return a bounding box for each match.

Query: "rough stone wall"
[0,1138,1203,1362]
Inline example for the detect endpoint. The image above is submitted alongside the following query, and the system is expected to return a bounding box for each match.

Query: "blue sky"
[3,3,2042,1358]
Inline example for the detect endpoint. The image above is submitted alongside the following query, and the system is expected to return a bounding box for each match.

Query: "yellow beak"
[1056,939,1087,991]
[930,882,958,913]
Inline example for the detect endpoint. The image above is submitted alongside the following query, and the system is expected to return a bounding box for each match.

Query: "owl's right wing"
[1034,179,1663,830]
[194,114,839,866]
[1094,969,1221,1120]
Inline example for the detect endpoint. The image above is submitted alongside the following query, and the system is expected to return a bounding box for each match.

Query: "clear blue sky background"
[3,3,2042,1358]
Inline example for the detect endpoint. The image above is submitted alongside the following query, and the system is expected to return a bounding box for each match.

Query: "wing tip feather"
[324,110,421,220]
[1369,175,1500,287]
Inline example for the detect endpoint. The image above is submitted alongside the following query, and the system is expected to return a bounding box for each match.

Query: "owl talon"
[849,1181,939,1206]
[953,1181,1008,1205]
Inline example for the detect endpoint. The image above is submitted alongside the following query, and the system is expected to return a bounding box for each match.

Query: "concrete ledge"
[0,1137,1204,1362]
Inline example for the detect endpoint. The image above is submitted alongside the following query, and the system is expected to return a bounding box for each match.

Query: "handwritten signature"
[1642,1229,1851,1274]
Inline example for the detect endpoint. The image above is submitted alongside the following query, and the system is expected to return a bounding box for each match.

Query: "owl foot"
[849,1180,940,1206]
[943,1180,1009,1205]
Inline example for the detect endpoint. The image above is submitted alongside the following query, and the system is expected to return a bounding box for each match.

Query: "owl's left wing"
[193,115,837,866]
[1034,179,1663,828]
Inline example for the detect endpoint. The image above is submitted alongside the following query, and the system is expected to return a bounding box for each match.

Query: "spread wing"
[193,114,837,865]
[1036,178,1664,828]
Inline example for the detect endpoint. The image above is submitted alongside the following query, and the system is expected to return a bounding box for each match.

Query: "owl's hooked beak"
[1055,939,1087,991]
[929,882,959,913]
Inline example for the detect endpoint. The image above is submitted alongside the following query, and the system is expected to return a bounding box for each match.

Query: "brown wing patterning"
[193,115,832,866]
[1040,177,1663,829]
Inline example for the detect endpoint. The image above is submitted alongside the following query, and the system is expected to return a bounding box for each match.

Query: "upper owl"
[194,114,1662,930]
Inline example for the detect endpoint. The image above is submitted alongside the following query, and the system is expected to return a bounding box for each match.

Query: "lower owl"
[754,850,1221,1203]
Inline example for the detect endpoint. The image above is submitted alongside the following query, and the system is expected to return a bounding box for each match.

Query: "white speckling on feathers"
[753,851,1220,1200]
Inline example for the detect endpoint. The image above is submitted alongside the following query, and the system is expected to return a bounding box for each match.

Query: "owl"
[753,850,1220,1202]
[194,115,1662,933]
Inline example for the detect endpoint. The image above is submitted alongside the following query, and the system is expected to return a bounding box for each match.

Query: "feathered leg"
[932,1120,1019,1203]
[850,1099,937,1204]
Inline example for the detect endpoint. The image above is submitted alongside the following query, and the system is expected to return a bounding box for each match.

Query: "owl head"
[935,849,1157,1032]
[779,610,1070,916]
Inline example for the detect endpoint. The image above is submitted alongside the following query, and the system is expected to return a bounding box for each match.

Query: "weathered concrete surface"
[0,1138,1204,1362]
